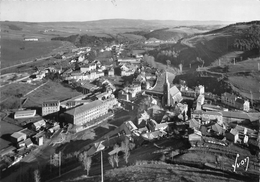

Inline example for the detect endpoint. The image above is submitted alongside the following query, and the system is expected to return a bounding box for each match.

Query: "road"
[0,75,30,88]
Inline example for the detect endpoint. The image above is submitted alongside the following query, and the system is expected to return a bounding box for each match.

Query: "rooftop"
[65,100,104,116]
[42,100,60,104]
[169,86,180,96]
[221,111,259,121]
[222,92,236,100]
[15,110,36,116]
[11,132,26,139]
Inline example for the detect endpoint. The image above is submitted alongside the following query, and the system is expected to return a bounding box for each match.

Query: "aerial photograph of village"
[0,0,260,181]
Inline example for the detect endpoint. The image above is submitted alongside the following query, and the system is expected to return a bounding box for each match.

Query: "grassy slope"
[23,81,81,107]
[1,38,63,67]
[226,58,260,101]
[175,23,260,67]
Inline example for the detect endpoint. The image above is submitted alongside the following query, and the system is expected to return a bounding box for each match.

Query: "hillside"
[51,34,116,47]
[127,26,216,42]
[1,19,231,34]
[173,21,260,67]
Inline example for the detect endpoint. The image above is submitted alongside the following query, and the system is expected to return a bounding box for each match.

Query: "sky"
[1,0,260,22]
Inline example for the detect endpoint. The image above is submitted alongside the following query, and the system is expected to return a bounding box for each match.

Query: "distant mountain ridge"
[1,19,233,31]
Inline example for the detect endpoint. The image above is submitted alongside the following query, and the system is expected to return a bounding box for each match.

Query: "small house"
[11,132,26,143]
[188,133,202,142]
[226,129,239,143]
[32,120,46,131]
[24,138,33,148]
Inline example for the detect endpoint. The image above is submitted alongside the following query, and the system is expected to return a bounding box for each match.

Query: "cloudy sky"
[1,0,260,22]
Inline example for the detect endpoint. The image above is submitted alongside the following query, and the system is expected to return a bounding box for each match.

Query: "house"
[107,68,114,77]
[145,38,161,44]
[24,38,38,41]
[42,100,60,116]
[11,132,27,143]
[201,111,223,125]
[226,129,239,143]
[24,138,33,148]
[120,121,138,135]
[118,58,140,64]
[221,92,250,112]
[78,54,85,62]
[196,94,205,110]
[80,63,96,73]
[14,110,36,119]
[95,92,111,100]
[31,119,46,131]
[141,130,167,141]
[169,86,183,105]
[48,125,60,134]
[188,119,200,130]
[221,111,260,122]
[118,90,130,101]
[188,133,202,142]
[235,98,250,112]
[195,85,205,95]
[81,82,99,94]
[124,84,142,98]
[147,119,168,132]
[210,123,224,135]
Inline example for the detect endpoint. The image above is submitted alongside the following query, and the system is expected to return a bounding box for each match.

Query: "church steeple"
[163,71,171,107]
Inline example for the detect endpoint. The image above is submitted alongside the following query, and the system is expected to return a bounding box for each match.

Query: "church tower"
[163,71,171,107]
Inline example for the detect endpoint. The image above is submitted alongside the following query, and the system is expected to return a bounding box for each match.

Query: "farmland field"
[1,38,63,68]
[23,81,82,108]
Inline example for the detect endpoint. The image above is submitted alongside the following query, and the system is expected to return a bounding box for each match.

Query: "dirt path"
[23,81,48,97]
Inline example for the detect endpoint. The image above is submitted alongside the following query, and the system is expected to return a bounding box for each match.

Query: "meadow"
[1,38,63,68]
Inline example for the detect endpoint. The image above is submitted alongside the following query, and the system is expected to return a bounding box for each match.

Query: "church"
[145,71,183,108]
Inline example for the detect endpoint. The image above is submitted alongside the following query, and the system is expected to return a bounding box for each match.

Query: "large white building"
[14,110,36,119]
[64,98,118,131]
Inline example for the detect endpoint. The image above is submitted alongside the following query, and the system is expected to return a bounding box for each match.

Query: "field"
[1,38,63,68]
[0,82,41,110]
[228,76,260,102]
[221,58,260,102]
[23,81,82,107]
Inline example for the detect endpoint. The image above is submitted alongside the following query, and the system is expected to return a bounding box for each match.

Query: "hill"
[173,21,260,67]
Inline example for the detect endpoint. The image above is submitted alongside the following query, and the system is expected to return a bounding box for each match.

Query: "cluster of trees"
[142,54,156,68]
[44,72,63,82]
[52,34,115,47]
[15,168,41,182]
[233,25,260,51]
[135,95,153,119]
[108,138,131,168]
[151,48,181,67]
[79,151,92,176]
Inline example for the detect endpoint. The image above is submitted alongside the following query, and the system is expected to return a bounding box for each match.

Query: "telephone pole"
[101,150,104,182]
[59,151,61,177]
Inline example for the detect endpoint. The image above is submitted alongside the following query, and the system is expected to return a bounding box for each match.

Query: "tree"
[108,155,115,168]
[123,148,130,164]
[166,60,171,68]
[79,151,92,176]
[121,137,130,164]
[114,154,119,167]
[170,151,175,160]
[34,169,41,182]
